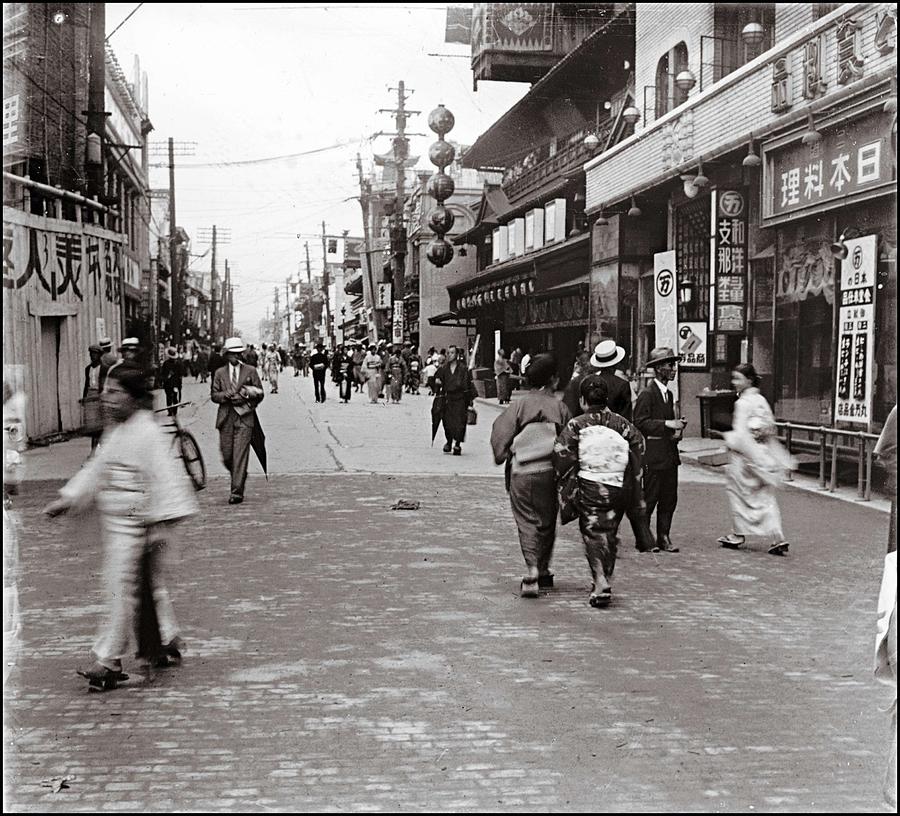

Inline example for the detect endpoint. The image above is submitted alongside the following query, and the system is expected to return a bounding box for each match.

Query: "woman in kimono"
[716,363,795,556]
[43,363,198,690]
[554,375,654,608]
[491,355,571,597]
[433,345,475,455]
[362,346,383,403]
[338,346,355,404]
[495,348,513,404]
[387,346,406,404]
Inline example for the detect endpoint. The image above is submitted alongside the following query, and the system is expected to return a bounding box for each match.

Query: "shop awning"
[428,311,476,328]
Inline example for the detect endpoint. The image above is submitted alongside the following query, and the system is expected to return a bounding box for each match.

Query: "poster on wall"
[392,300,404,345]
[677,322,708,369]
[653,250,680,400]
[834,235,877,427]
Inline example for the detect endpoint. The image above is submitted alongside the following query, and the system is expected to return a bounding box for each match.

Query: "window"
[701,4,775,90]
[654,42,690,120]
[675,195,711,323]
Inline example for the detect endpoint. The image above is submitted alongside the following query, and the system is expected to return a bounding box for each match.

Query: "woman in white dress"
[717,363,796,556]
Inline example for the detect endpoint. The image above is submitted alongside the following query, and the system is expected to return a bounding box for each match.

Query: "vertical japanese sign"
[834,235,877,427]
[653,250,679,400]
[713,189,748,333]
[392,300,404,345]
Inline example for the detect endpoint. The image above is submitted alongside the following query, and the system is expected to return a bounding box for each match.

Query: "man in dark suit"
[309,342,329,403]
[563,340,633,420]
[633,347,687,553]
[211,337,265,504]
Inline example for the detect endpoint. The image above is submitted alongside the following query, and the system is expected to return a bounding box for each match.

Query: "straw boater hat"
[223,337,245,354]
[166,347,178,359]
[119,337,141,351]
[589,340,626,369]
[644,346,682,369]
[98,337,112,350]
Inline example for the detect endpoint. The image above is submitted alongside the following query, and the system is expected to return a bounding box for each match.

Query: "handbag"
[466,406,478,425]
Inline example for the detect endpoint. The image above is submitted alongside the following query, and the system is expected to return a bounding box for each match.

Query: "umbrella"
[251,417,268,479]
[430,395,445,446]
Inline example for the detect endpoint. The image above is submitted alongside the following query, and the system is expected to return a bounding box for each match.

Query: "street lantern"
[425,104,456,268]
[678,276,694,305]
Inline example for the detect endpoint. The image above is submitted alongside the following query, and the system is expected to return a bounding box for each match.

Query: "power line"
[149,140,358,169]
[106,3,144,42]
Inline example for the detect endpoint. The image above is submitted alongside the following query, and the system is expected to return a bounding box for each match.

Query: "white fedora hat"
[590,339,626,369]
[223,336,246,354]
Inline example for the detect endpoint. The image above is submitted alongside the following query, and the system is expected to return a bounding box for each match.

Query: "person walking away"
[495,348,513,405]
[82,344,107,450]
[310,343,329,403]
[633,347,686,553]
[292,343,303,377]
[362,345,383,403]
[352,344,366,392]
[160,347,184,417]
[563,341,633,421]
[196,347,210,383]
[490,355,571,597]
[388,346,406,403]
[406,348,422,394]
[43,363,198,689]
[207,345,223,383]
[264,344,281,394]
[874,405,897,808]
[259,344,269,381]
[301,346,310,377]
[554,375,655,608]
[434,345,475,456]
[423,355,438,396]
[331,345,343,387]
[715,364,795,555]
[212,337,265,504]
[243,344,260,376]
[338,347,355,403]
[509,346,523,377]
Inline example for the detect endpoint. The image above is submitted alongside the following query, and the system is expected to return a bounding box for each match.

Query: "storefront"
[760,91,896,428]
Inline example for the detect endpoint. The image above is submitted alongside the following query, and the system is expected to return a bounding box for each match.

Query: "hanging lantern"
[427,172,455,203]
[428,205,455,235]
[426,104,456,268]
[428,105,456,137]
[426,238,454,267]
[428,140,456,168]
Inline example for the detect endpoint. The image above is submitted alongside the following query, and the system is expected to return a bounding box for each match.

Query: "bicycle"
[153,401,206,491]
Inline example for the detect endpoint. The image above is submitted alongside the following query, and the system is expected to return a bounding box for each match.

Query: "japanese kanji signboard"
[677,322,708,369]
[834,235,877,427]
[765,112,893,221]
[712,189,748,334]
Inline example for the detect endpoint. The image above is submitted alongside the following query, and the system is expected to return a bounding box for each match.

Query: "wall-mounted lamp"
[741,21,766,47]
[623,59,631,71]
[627,195,642,218]
[583,131,601,150]
[830,228,861,260]
[86,132,102,165]
[801,109,822,145]
[595,211,610,226]
[622,106,641,126]
[693,158,709,188]
[678,276,695,304]
[742,134,762,167]
[603,100,612,111]
[681,175,699,199]
[675,70,696,93]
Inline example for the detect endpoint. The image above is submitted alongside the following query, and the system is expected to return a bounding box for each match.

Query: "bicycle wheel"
[177,430,206,491]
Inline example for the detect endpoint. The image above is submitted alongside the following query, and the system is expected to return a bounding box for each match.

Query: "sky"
[104,2,528,340]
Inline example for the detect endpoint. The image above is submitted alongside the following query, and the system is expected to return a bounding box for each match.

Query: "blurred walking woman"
[44,363,198,689]
[491,354,571,597]
[717,363,795,556]
[495,349,513,404]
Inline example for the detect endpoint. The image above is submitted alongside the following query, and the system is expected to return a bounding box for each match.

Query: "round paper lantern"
[428,140,456,169]
[428,205,455,236]
[425,238,454,268]
[427,172,455,203]
[428,105,456,137]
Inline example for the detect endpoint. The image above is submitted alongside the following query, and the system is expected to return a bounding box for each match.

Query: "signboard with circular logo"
[718,190,745,218]
[656,268,674,297]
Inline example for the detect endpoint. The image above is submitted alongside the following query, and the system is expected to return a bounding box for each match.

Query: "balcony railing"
[501,121,613,202]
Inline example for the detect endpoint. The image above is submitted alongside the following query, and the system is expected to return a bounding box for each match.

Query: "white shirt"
[230,363,241,386]
[654,378,671,402]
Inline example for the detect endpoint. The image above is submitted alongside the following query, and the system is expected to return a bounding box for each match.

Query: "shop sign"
[766,113,892,219]
[712,189,748,333]
[376,283,392,309]
[677,322,707,369]
[392,299,404,344]
[834,235,877,426]
[653,250,679,399]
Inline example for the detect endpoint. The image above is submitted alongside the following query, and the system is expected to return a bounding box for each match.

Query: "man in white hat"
[633,347,687,553]
[563,340,633,420]
[211,337,264,504]
[103,337,142,391]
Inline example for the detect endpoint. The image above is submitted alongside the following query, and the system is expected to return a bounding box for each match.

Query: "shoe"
[656,536,679,553]
[520,578,540,598]
[537,572,554,589]
[77,662,127,691]
[442,442,452,454]
[767,541,789,556]
[155,637,185,667]
[452,445,462,456]
[228,496,243,505]
[588,587,612,608]
[635,542,659,553]
[718,534,745,549]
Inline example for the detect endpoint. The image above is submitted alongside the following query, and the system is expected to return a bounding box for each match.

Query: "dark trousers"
[219,412,254,498]
[508,470,557,576]
[164,386,181,417]
[313,370,327,402]
[339,377,352,402]
[643,466,679,538]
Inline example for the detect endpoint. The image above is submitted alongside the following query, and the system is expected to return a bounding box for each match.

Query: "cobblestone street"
[3,375,894,812]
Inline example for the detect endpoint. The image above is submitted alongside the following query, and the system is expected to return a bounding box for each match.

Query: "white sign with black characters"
[677,322,708,369]
[653,250,680,400]
[834,235,877,427]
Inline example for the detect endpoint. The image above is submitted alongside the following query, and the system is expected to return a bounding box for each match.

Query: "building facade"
[584,1,896,432]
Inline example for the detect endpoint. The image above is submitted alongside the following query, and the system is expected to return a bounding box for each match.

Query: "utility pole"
[273,287,280,345]
[356,152,379,343]
[85,3,105,207]
[379,81,420,345]
[321,220,333,348]
[285,278,293,342]
[198,225,231,345]
[168,137,180,345]
[304,242,315,344]
[223,259,231,338]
